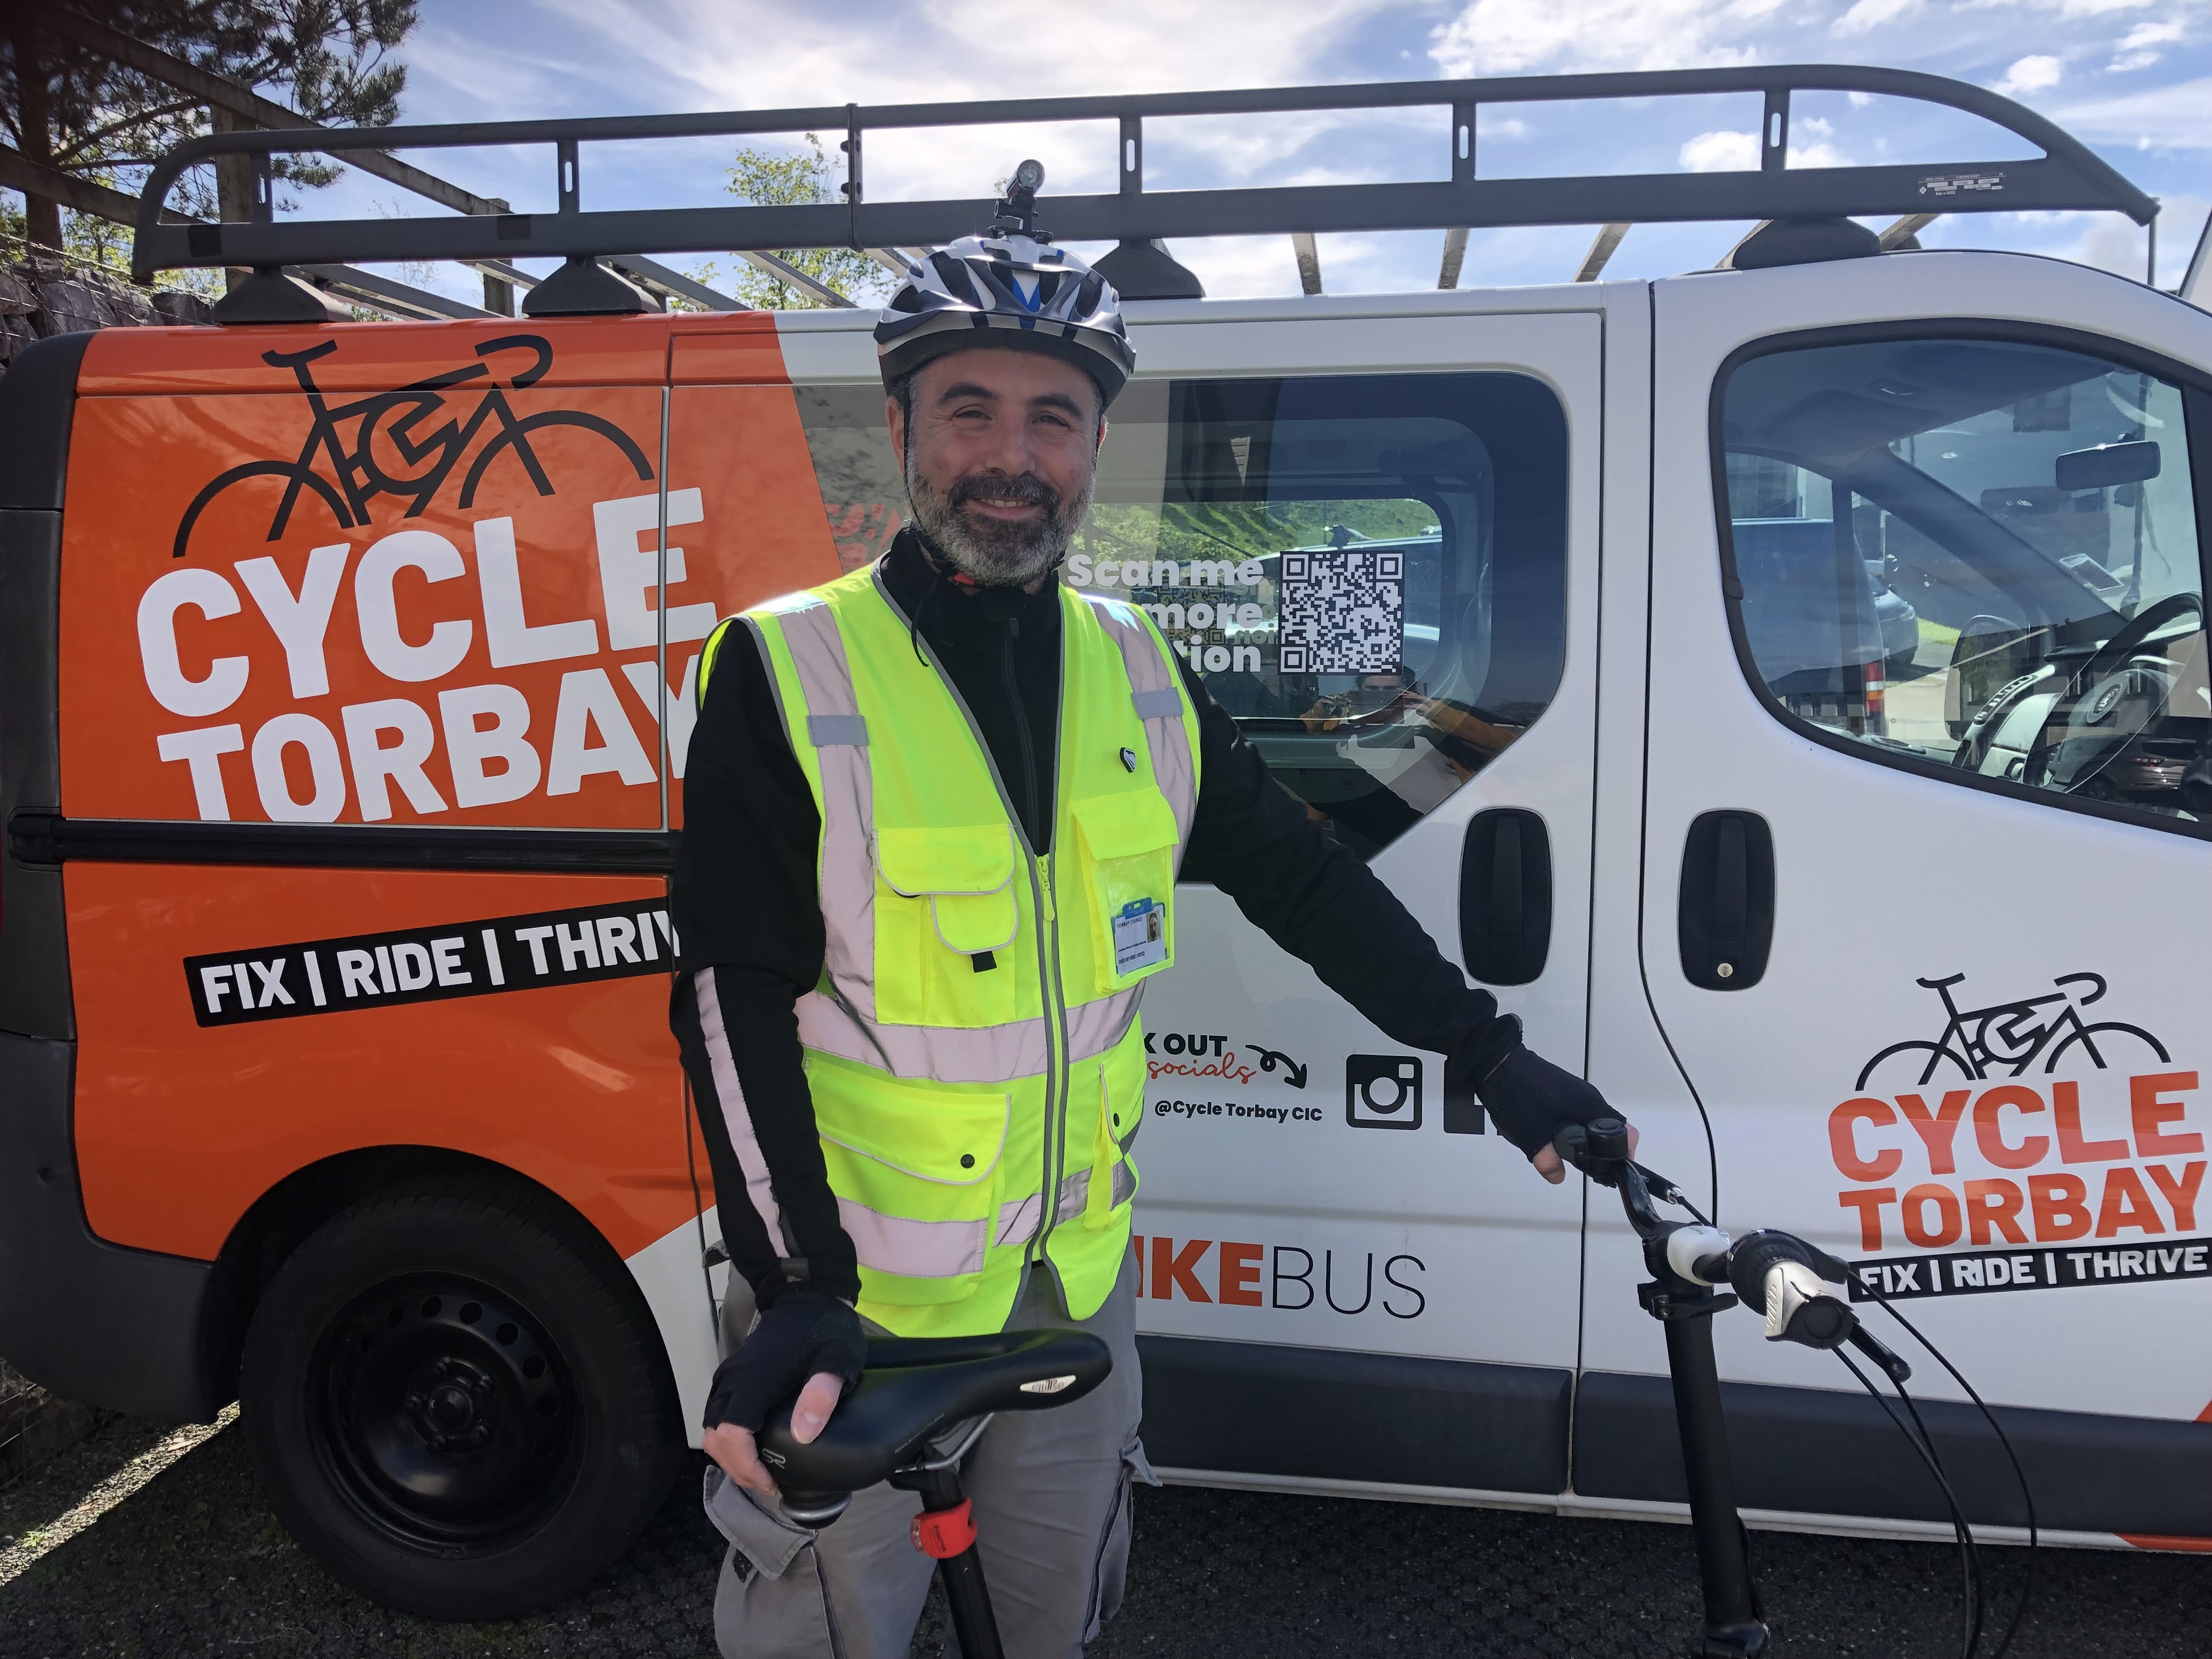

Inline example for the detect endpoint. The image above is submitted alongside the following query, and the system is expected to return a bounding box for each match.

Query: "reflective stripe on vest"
[744,561,1199,1336]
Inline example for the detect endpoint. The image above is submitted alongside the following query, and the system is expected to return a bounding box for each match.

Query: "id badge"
[1111,896,1168,977]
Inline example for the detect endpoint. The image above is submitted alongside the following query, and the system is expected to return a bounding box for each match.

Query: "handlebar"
[1553,1116,1910,1381]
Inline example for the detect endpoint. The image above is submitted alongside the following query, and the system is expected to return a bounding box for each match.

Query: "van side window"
[793,373,1571,859]
[1718,337,2209,831]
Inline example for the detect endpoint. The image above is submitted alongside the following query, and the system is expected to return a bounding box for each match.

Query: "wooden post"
[12,23,62,250]
[210,105,256,293]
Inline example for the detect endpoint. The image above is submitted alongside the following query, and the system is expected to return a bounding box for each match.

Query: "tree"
[2,2,415,256]
[719,136,887,310]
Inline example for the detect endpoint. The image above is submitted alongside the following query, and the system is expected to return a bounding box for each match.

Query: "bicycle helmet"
[874,160,1135,409]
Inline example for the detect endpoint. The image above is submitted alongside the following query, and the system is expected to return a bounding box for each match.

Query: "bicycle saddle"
[757,1329,1111,1501]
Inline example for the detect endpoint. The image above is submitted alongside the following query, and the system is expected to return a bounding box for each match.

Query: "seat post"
[897,1464,1003,1659]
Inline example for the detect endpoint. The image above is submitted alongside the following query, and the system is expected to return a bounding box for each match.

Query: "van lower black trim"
[1576,1369,2212,1537]
[9,813,680,874]
[1136,1334,1571,1494]
[0,1032,220,1422]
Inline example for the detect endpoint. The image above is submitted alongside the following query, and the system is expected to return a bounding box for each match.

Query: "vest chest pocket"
[873,825,1022,1028]
[808,1061,1011,1307]
[1071,793,1180,1001]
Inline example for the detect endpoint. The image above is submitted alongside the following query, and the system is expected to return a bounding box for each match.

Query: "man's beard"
[904,460,1092,586]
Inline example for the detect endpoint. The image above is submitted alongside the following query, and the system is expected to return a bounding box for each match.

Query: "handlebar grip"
[1552,1115,1631,1181]
[1728,1230,1855,1350]
[1581,1116,1631,1161]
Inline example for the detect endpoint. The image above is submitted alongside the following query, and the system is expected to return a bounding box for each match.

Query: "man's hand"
[701,1289,866,1496]
[1531,1122,1639,1185]
[1471,1044,1638,1182]
[705,1370,847,1495]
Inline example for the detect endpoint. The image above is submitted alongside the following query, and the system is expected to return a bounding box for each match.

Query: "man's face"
[888,347,1103,586]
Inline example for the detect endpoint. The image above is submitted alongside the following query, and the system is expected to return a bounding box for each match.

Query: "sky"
[247,0,2212,305]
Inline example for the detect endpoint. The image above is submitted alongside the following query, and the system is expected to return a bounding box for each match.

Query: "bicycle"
[1552,1118,2035,1659]
[170,333,655,561]
[757,1328,1113,1659]
[1855,970,2170,1094]
[760,1123,2029,1658]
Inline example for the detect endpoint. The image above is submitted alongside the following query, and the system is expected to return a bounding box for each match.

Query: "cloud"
[549,0,1386,112]
[1677,128,1852,172]
[1680,129,1759,172]
[2109,19,2188,71]
[518,0,1406,207]
[2057,77,2212,149]
[1429,0,1786,76]
[1832,0,1922,36]
[1994,54,2066,95]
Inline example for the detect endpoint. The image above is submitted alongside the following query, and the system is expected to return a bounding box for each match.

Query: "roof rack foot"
[521,256,662,317]
[1719,217,1880,272]
[210,267,354,326]
[1093,239,1203,301]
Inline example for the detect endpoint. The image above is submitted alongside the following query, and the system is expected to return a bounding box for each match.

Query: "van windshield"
[1719,336,2208,826]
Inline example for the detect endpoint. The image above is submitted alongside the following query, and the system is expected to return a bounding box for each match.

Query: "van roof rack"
[132,63,2156,312]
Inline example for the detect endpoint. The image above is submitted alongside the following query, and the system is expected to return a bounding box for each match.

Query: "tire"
[1855,1039,1975,1094]
[239,1176,685,1620]
[2045,1021,2171,1074]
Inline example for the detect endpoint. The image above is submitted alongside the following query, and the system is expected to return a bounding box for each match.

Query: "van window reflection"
[1719,338,2208,827]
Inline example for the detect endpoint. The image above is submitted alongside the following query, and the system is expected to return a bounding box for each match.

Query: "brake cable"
[1557,1118,2039,1659]
[1853,1275,2040,1659]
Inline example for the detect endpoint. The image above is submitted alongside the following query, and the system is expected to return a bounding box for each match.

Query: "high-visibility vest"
[697,561,1200,1336]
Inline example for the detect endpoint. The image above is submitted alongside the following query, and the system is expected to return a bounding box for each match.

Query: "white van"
[3,65,2207,1615]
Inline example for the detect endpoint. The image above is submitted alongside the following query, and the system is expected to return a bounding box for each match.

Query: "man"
[671,180,1629,1659]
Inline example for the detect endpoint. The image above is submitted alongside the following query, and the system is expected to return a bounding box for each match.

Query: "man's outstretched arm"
[1172,660,1627,1176]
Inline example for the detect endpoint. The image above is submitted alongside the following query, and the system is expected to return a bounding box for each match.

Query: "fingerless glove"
[1471,1043,1617,1161]
[701,1290,866,1434]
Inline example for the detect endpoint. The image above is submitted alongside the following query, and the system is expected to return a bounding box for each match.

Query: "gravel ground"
[1,1413,2207,1658]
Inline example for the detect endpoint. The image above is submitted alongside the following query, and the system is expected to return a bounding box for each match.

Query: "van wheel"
[239,1177,685,1620]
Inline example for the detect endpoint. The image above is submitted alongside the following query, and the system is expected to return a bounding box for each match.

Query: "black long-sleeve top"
[670,530,1519,1312]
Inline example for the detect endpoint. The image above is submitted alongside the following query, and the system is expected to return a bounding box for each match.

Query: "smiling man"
[669,177,1629,1659]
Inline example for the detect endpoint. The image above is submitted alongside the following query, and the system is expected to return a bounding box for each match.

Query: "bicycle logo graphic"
[1854,971,2170,1093]
[171,334,654,561]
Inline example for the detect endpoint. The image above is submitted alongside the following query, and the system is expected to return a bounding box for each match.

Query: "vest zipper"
[1002,617,1043,850]
[1002,616,1071,1278]
[1028,621,1073,1279]
[870,570,1073,1296]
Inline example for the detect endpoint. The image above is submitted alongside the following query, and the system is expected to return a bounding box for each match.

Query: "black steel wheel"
[240,1176,684,1618]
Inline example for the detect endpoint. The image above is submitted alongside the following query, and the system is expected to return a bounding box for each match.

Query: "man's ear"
[885,395,906,458]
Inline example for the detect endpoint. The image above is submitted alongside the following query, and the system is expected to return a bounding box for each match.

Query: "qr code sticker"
[1278,550,1404,674]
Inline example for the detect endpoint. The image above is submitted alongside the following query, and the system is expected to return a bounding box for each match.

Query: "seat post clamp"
[910,1498,977,1559]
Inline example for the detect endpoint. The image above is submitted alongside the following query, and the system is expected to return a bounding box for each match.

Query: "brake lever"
[1551,1118,1631,1186]
[1551,1118,1677,1239]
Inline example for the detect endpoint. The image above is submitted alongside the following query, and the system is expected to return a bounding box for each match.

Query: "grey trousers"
[704,1255,1151,1659]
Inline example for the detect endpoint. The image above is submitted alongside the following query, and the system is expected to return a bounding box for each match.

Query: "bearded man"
[669,197,1628,1659]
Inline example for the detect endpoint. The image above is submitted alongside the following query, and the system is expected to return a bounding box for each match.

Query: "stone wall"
[0,252,214,379]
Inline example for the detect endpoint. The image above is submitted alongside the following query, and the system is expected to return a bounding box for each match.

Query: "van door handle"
[1459,808,1551,988]
[1678,810,1774,991]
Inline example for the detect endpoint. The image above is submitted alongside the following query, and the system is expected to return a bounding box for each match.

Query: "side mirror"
[2056,440,2160,492]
